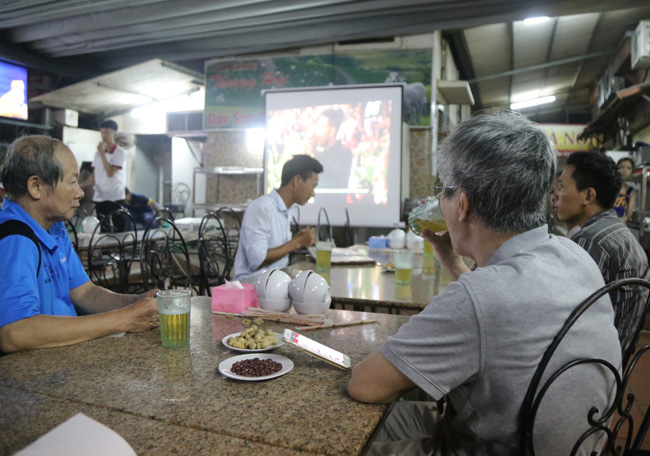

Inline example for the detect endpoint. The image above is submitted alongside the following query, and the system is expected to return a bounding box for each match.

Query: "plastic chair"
[521,278,650,455]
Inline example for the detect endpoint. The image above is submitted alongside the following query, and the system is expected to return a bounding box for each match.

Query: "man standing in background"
[81,120,127,231]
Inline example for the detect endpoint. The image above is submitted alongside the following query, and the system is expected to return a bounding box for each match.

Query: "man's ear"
[26,176,43,200]
[457,191,470,222]
[583,187,598,206]
[292,175,303,187]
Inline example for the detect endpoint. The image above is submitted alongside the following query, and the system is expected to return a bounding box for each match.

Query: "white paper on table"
[15,413,136,456]
[106,332,126,338]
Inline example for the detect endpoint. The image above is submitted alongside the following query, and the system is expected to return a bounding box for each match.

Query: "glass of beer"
[316,241,333,271]
[408,194,447,236]
[394,250,414,284]
[157,289,191,348]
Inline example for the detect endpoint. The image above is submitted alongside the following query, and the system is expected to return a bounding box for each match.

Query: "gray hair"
[437,111,556,233]
[0,135,65,199]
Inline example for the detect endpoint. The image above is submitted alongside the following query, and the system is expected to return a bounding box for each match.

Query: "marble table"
[0,297,409,455]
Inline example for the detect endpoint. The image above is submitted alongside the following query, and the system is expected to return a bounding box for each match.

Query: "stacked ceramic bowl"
[288,270,331,314]
[254,269,292,312]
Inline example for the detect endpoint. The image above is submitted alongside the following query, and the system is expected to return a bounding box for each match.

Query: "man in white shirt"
[81,120,127,231]
[234,155,323,280]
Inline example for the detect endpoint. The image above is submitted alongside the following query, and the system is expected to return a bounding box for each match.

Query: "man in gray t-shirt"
[348,112,621,455]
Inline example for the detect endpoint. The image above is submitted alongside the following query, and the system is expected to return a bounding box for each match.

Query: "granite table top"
[0,298,410,455]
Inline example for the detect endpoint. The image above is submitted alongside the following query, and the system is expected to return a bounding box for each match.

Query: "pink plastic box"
[211,283,259,314]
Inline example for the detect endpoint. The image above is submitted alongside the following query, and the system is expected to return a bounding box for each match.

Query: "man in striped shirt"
[555,151,648,365]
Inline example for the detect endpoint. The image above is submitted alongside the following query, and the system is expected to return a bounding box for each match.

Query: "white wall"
[171,137,201,217]
[61,126,100,165]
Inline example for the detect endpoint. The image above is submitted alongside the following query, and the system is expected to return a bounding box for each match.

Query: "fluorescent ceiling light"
[523,16,550,25]
[510,95,556,110]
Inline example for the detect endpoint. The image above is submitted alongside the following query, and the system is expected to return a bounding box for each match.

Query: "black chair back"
[86,208,137,293]
[216,207,241,279]
[140,217,193,291]
[198,212,229,295]
[521,278,650,455]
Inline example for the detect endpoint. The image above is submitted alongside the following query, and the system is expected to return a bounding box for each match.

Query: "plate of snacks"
[222,325,284,352]
[380,262,395,272]
[218,354,293,381]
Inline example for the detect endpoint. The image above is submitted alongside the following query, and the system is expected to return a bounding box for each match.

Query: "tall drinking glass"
[394,250,414,284]
[157,290,191,348]
[408,194,447,236]
[316,241,333,271]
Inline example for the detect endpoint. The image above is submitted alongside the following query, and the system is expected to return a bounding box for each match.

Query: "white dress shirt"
[233,189,296,280]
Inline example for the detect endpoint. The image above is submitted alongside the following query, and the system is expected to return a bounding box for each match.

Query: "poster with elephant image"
[204,49,432,130]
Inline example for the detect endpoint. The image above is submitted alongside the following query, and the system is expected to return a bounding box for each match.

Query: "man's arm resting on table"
[348,350,417,404]
[261,227,315,267]
[0,297,159,354]
[69,281,159,314]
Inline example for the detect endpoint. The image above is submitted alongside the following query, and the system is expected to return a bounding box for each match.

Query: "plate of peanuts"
[222,325,284,353]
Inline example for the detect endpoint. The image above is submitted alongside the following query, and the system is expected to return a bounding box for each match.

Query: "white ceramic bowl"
[289,271,330,304]
[258,297,291,313]
[292,298,331,315]
[255,269,291,300]
[388,229,406,249]
[406,231,424,250]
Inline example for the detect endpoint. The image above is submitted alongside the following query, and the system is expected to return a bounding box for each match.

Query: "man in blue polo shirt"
[0,135,159,354]
[233,155,322,280]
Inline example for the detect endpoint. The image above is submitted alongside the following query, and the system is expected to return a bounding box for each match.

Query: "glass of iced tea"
[408,194,447,236]
[315,241,333,271]
[157,289,191,348]
[394,250,414,284]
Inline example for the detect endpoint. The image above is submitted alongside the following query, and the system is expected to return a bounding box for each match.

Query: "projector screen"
[0,60,28,121]
[265,84,403,228]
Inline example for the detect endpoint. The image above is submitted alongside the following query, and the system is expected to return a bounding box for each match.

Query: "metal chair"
[198,211,229,295]
[521,278,650,455]
[216,207,241,280]
[140,217,196,292]
[86,208,137,293]
[64,219,79,253]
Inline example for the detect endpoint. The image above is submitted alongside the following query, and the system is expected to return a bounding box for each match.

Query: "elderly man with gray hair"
[348,111,621,455]
[0,135,159,355]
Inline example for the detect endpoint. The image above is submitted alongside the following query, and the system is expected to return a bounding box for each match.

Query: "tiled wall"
[203,127,434,204]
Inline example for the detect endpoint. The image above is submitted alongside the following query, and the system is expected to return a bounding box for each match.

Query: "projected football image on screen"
[0,60,28,121]
[265,85,403,227]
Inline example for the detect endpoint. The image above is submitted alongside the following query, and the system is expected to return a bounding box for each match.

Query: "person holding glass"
[348,111,620,455]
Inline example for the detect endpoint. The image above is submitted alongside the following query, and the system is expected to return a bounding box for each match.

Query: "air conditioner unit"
[631,20,650,70]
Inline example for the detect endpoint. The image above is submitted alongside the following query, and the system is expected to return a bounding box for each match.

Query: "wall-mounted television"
[0,60,28,121]
[264,84,403,228]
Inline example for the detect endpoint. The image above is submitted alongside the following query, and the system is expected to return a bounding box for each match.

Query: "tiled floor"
[615,330,650,450]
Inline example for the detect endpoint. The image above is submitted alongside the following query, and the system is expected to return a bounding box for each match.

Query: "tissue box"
[368,236,390,249]
[211,283,259,314]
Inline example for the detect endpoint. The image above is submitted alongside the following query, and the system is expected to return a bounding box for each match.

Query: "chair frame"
[216,207,241,280]
[198,211,229,295]
[86,208,137,293]
[521,278,650,455]
[140,217,193,291]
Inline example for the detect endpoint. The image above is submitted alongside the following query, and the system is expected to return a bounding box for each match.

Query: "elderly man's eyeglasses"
[432,184,458,196]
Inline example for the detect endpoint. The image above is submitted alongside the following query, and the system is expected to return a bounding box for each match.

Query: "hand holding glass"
[157,290,191,348]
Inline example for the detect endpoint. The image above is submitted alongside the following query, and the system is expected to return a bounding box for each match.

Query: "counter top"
[0,298,410,455]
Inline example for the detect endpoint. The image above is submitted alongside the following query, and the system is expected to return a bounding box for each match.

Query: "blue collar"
[1,200,61,251]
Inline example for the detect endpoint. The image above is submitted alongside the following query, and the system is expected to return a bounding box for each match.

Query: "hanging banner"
[537,124,599,155]
[204,50,432,130]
